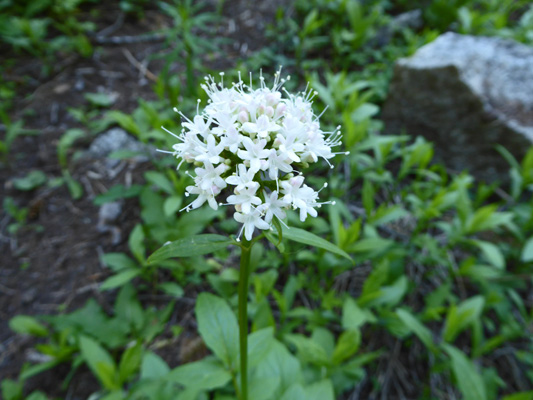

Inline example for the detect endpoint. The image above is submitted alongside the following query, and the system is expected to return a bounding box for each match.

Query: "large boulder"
[382,32,533,181]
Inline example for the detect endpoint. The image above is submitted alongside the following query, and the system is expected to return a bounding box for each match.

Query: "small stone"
[98,201,122,225]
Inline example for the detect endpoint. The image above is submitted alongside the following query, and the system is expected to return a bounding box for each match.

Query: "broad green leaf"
[248,327,275,368]
[9,315,48,337]
[118,342,142,384]
[159,282,184,298]
[304,379,335,400]
[254,341,303,398]
[100,269,141,291]
[79,335,118,390]
[277,225,352,262]
[521,237,533,262]
[166,357,231,391]
[332,329,361,365]
[285,334,330,366]
[280,384,306,400]
[196,293,239,368]
[396,309,435,351]
[443,344,487,400]
[473,240,505,269]
[140,352,170,380]
[148,234,233,264]
[443,296,485,343]
[348,237,394,254]
[248,376,280,400]
[145,171,174,195]
[342,297,375,330]
[164,196,183,216]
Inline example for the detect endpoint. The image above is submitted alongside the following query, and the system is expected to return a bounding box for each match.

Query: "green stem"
[237,238,252,400]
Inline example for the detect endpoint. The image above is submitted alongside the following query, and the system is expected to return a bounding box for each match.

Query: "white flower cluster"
[164,70,346,241]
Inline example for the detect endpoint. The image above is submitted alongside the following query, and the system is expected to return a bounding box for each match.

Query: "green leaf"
[503,391,533,400]
[85,92,115,107]
[304,379,335,400]
[13,170,47,191]
[100,269,141,291]
[473,240,505,269]
[342,297,375,330]
[248,327,275,368]
[145,171,174,195]
[248,376,280,400]
[196,293,239,368]
[140,352,169,380]
[159,282,184,298]
[332,329,361,365]
[58,128,85,168]
[280,384,306,400]
[101,253,138,272]
[166,357,231,391]
[164,196,183,217]
[148,234,233,264]
[396,309,435,351]
[285,334,330,366]
[118,342,142,384]
[443,344,487,400]
[9,315,48,337]
[1,379,22,400]
[276,225,352,262]
[79,335,118,390]
[254,341,303,398]
[443,296,485,343]
[521,237,533,262]
[128,224,146,264]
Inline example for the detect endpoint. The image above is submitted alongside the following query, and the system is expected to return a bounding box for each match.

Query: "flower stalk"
[237,238,252,400]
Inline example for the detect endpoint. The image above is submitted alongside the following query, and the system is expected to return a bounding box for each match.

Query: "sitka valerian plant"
[161,68,348,240]
[151,69,351,400]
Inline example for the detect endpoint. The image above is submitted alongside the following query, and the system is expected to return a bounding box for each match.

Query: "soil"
[0,1,290,398]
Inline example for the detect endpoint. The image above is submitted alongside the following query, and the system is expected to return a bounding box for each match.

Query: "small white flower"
[242,114,281,139]
[234,209,270,241]
[237,137,270,172]
[227,183,261,215]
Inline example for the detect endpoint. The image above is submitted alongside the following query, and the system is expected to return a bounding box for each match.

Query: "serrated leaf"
[148,234,233,264]
[276,225,352,262]
[196,293,239,368]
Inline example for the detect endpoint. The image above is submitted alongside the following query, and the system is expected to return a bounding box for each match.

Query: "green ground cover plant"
[1,0,533,399]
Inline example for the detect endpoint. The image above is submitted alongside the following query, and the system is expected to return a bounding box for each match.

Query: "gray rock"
[87,128,149,160]
[382,32,533,181]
